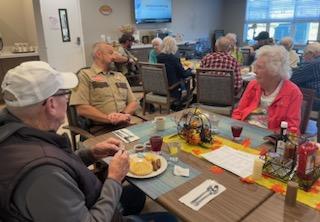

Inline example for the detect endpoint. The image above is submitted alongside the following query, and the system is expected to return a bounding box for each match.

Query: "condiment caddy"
[261,122,320,191]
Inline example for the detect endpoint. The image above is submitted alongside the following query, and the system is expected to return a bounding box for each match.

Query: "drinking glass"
[212,115,220,134]
[167,142,181,163]
[231,125,243,141]
[150,136,163,154]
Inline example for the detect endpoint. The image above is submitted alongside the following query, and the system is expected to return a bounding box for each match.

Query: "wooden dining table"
[242,194,320,222]
[83,108,320,222]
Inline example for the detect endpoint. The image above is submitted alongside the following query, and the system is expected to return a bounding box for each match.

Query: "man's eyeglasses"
[42,90,71,105]
[53,90,71,97]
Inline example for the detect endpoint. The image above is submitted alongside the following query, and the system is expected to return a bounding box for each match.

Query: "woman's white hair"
[225,33,237,46]
[151,37,162,46]
[280,37,294,51]
[304,42,320,56]
[161,36,178,54]
[255,45,291,79]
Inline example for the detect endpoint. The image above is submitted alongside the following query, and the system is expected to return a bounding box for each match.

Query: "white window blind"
[246,0,320,22]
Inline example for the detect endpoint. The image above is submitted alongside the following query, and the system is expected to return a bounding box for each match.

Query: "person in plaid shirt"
[200,36,243,94]
[291,42,320,110]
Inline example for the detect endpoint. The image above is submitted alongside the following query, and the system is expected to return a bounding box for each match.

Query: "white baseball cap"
[1,61,79,107]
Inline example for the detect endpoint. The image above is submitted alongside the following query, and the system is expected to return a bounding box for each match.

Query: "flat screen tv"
[134,0,172,24]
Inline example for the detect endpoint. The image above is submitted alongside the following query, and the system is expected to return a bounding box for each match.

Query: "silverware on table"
[119,129,133,139]
[114,131,130,142]
[191,184,219,206]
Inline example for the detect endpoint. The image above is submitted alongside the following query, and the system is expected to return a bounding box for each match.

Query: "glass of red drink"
[231,125,243,141]
[150,136,163,154]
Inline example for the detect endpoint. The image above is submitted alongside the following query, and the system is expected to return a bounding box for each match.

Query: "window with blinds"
[244,0,320,44]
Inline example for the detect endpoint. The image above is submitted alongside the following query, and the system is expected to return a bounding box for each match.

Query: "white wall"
[79,0,223,64]
[222,0,247,45]
[0,0,38,46]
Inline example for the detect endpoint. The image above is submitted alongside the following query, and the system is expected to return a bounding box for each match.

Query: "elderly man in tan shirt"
[70,42,139,132]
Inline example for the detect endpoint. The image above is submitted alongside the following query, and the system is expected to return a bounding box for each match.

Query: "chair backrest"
[67,67,88,126]
[196,68,235,106]
[300,88,315,134]
[240,48,251,66]
[138,62,169,96]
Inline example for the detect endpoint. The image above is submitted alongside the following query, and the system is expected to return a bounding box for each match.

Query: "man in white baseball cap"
[2,61,78,107]
[0,61,147,222]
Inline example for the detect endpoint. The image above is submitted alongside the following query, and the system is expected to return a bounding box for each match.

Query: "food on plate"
[151,159,161,171]
[129,152,162,176]
[129,157,153,176]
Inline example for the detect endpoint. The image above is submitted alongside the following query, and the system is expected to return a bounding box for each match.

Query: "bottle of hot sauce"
[275,121,288,157]
[297,142,316,180]
[284,127,298,160]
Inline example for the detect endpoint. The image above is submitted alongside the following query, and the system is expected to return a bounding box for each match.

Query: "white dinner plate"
[127,153,168,179]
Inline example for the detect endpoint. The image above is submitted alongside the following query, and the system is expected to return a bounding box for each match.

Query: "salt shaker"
[285,181,298,207]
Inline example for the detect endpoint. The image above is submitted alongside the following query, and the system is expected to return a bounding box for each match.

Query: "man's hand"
[107,112,131,125]
[91,138,124,159]
[108,150,129,183]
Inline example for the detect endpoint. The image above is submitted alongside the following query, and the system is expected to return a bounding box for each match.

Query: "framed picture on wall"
[58,9,71,42]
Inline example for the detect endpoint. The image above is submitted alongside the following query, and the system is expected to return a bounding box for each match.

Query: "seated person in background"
[252,31,274,51]
[280,37,300,68]
[0,61,176,222]
[291,42,320,110]
[232,45,302,132]
[70,42,139,134]
[200,36,243,94]
[114,33,139,77]
[157,36,193,100]
[149,37,163,64]
[225,33,243,64]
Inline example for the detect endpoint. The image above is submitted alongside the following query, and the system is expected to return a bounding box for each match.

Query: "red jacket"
[232,80,302,133]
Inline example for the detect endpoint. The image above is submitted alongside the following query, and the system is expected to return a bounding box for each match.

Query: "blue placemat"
[128,117,177,144]
[215,115,272,147]
[128,115,271,148]
[127,154,200,200]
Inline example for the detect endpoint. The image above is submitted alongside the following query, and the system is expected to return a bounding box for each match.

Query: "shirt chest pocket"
[90,81,112,102]
[116,82,128,99]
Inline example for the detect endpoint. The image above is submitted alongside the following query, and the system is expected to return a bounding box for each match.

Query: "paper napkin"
[179,179,226,211]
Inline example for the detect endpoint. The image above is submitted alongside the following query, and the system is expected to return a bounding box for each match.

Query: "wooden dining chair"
[63,67,147,150]
[139,62,194,114]
[240,48,252,66]
[196,68,235,116]
[300,88,315,135]
[309,97,320,141]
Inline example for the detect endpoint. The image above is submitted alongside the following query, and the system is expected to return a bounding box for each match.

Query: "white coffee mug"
[154,116,165,131]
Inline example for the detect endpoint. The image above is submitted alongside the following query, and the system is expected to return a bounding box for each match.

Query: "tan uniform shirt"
[69,64,136,114]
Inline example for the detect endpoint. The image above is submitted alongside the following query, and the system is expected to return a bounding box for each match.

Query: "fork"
[192,185,219,206]
[114,131,130,142]
[119,130,133,139]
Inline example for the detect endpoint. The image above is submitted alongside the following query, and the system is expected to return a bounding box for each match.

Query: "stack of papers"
[201,146,257,178]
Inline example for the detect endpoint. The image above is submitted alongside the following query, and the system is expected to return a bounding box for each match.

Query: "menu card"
[201,146,257,178]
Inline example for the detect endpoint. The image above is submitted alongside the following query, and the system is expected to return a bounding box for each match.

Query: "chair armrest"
[184,75,196,93]
[63,125,94,139]
[168,80,184,91]
[133,113,149,122]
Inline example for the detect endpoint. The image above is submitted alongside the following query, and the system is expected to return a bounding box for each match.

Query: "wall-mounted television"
[134,0,172,24]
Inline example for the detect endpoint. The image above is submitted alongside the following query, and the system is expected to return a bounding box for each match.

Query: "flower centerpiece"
[119,24,137,35]
[176,108,214,147]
